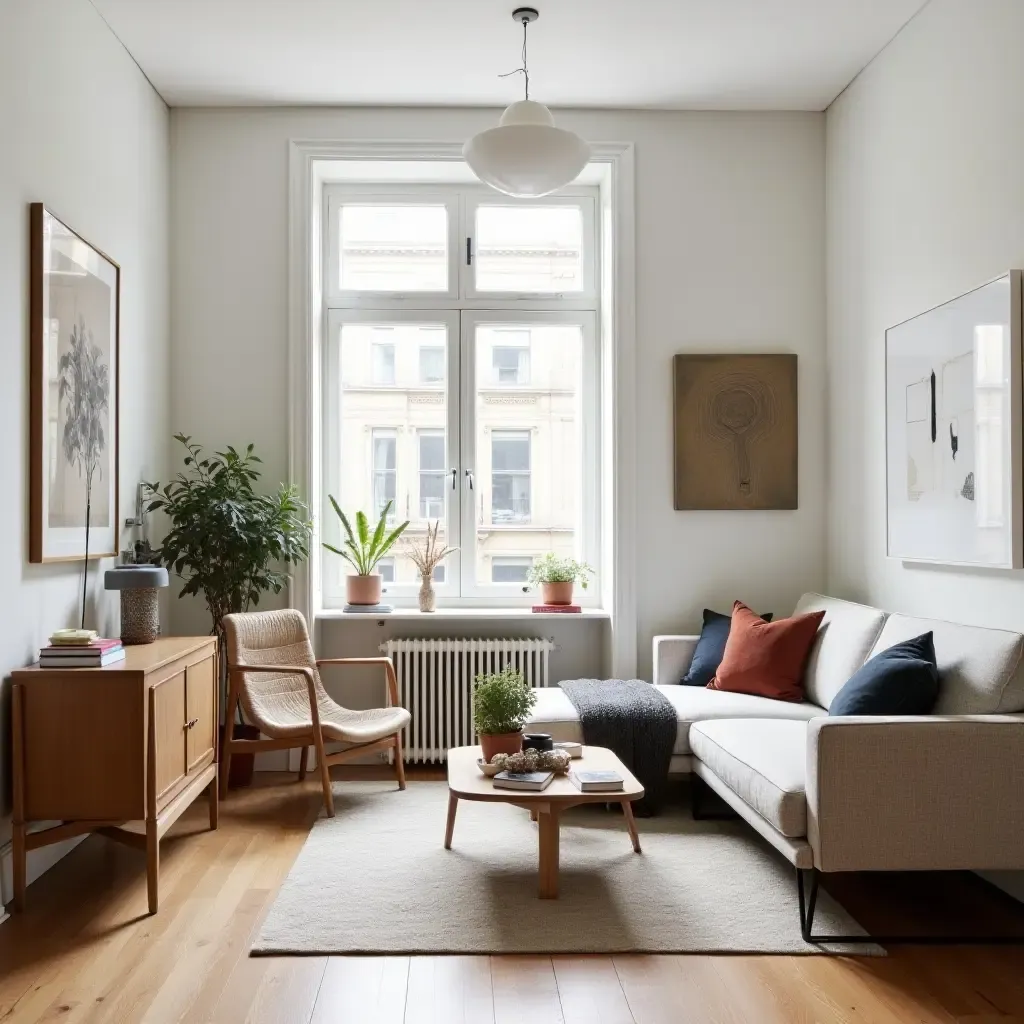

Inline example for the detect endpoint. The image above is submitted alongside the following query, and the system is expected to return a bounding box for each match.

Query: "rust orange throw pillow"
[708,601,825,702]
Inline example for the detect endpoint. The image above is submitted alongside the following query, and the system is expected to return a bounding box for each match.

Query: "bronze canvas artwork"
[673,354,798,510]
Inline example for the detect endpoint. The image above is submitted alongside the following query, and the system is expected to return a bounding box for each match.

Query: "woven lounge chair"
[221,609,410,816]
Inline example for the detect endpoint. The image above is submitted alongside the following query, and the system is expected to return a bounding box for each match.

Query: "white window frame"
[322,307,461,605]
[320,183,601,609]
[462,193,598,306]
[325,188,460,304]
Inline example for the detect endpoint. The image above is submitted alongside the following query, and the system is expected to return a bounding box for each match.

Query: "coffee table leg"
[622,800,642,854]
[537,809,559,899]
[444,792,458,850]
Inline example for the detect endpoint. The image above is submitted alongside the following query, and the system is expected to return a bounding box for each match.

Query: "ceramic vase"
[418,574,436,612]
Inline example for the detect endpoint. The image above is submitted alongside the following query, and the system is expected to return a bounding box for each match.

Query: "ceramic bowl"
[477,759,502,777]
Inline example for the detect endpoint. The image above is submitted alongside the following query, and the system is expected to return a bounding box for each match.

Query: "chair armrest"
[316,657,401,707]
[806,714,1024,873]
[652,635,700,685]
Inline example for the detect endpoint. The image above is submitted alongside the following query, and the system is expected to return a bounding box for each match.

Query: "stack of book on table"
[39,630,125,668]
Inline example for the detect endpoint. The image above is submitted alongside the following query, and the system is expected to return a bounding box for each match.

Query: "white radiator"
[381,637,556,764]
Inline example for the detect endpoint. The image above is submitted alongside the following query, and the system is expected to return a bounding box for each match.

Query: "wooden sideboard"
[10,636,219,914]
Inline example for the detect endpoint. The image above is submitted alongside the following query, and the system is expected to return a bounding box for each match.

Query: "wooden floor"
[2,770,1024,1023]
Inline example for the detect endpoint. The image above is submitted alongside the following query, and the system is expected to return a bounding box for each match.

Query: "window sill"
[317,607,610,621]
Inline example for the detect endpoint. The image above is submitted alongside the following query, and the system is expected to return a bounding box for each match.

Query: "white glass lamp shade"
[463,100,590,198]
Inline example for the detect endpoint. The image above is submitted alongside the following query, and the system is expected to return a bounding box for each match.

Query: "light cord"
[498,16,530,100]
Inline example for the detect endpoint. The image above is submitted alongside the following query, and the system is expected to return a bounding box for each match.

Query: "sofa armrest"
[652,635,700,686]
[806,714,1024,873]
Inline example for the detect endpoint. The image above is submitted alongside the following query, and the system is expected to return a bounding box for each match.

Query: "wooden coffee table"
[444,745,645,899]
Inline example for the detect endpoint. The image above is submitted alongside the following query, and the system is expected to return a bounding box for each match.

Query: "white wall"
[825,0,1024,898]
[826,0,1024,626]
[0,0,169,900]
[170,107,826,677]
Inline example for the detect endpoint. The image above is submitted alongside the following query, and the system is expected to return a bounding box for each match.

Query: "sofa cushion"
[679,608,773,686]
[869,614,1024,715]
[829,632,940,717]
[709,602,825,702]
[690,719,809,838]
[527,684,822,757]
[793,593,888,710]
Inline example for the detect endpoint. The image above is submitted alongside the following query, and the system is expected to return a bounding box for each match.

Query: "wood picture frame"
[673,353,798,510]
[30,203,120,563]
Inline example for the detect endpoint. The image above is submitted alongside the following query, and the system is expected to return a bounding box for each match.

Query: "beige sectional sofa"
[527,593,1024,939]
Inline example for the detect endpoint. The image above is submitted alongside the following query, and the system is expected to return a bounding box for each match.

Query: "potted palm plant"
[527,554,594,606]
[324,497,409,605]
[473,667,537,761]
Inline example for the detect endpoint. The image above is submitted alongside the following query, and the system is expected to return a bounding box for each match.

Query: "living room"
[2,0,1024,1019]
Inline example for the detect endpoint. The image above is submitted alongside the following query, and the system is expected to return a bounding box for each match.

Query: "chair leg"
[220,671,241,800]
[393,733,407,791]
[298,745,308,782]
[312,724,334,817]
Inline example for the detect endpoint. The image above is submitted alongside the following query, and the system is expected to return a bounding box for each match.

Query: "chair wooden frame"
[219,657,406,817]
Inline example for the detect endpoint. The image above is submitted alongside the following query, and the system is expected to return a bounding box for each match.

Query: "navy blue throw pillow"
[679,608,773,686]
[829,632,939,716]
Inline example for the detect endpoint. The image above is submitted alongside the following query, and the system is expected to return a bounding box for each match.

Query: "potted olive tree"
[473,667,537,761]
[324,497,409,605]
[527,554,594,606]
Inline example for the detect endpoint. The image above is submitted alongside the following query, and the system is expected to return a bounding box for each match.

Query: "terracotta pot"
[347,574,382,605]
[540,581,574,605]
[479,730,524,762]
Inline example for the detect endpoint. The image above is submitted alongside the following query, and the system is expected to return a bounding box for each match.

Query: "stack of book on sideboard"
[39,629,125,668]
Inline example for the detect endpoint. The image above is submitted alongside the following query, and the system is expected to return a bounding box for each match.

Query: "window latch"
[466,237,473,266]
[465,468,475,491]
[450,467,458,491]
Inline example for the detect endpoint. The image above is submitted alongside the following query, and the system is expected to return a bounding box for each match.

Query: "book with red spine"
[531,604,582,614]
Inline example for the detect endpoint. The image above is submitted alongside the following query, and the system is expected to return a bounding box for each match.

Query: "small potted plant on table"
[324,497,409,606]
[527,554,594,607]
[474,667,537,761]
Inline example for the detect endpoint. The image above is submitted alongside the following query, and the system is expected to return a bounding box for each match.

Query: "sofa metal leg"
[794,867,1024,946]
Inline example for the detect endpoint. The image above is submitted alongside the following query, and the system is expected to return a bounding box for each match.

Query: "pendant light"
[463,8,590,198]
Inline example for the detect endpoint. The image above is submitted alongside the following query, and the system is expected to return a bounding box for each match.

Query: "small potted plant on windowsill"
[527,554,594,606]
[473,667,537,761]
[324,497,409,606]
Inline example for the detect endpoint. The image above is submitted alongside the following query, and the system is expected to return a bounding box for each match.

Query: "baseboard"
[0,828,88,917]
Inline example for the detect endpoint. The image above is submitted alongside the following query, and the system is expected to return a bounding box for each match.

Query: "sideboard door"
[152,670,188,806]
[186,654,216,773]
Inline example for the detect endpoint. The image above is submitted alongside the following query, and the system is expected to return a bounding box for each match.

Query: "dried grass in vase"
[404,521,457,612]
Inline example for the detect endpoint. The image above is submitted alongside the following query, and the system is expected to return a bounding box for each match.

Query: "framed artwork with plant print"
[30,204,119,562]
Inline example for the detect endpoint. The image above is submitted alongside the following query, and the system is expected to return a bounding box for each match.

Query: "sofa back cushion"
[792,593,888,710]
[869,614,1024,715]
[709,602,825,702]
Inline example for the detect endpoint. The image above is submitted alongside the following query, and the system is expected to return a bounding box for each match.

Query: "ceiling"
[91,0,928,111]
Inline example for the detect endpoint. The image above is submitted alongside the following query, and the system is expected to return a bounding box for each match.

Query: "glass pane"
[491,558,532,583]
[339,204,448,292]
[474,205,583,292]
[419,345,445,383]
[333,320,450,585]
[474,321,583,586]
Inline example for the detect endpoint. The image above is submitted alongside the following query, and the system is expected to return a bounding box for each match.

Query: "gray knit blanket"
[559,679,678,812]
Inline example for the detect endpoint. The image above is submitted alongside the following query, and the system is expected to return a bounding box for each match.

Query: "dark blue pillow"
[829,632,939,716]
[679,608,773,686]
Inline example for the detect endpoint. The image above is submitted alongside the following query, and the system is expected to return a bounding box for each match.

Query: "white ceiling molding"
[93,0,927,111]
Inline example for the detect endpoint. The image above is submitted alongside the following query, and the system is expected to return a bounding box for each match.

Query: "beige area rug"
[252,781,882,955]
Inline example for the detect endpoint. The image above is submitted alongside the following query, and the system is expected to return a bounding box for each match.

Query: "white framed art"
[885,270,1023,568]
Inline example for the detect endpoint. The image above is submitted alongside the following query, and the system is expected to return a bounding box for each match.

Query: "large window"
[322,185,599,606]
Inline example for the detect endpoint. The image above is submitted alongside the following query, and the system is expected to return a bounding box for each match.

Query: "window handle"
[465,469,475,491]
[450,467,458,491]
